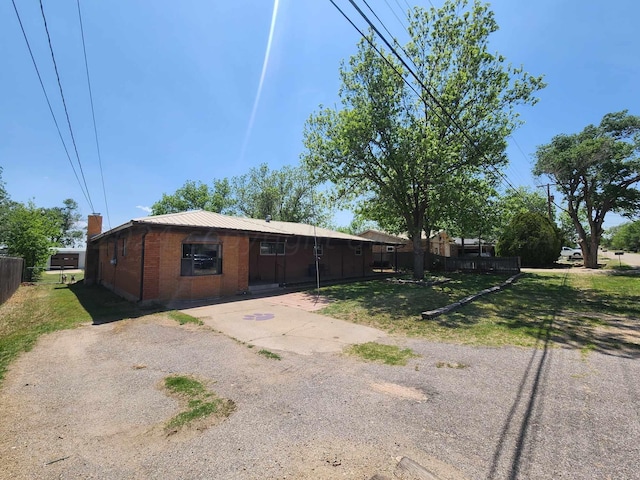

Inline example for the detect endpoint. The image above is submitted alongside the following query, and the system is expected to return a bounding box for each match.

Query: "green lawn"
[320,272,640,354]
[0,276,144,383]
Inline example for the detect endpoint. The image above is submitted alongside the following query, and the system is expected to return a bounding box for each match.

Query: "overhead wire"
[76,0,111,227]
[10,0,93,210]
[39,0,95,213]
[338,0,535,204]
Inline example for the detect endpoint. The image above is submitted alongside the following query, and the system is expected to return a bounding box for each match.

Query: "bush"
[496,212,561,266]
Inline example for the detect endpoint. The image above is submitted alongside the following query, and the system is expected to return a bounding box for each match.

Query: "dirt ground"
[1,303,639,479]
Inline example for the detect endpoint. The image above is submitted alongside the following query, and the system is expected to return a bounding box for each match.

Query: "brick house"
[85,211,374,305]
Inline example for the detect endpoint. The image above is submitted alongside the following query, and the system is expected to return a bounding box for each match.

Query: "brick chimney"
[87,214,103,240]
[85,214,102,285]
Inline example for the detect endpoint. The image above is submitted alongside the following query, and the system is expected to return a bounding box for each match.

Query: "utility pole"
[537,184,555,220]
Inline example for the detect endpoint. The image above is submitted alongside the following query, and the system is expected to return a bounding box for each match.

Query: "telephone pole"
[537,184,555,220]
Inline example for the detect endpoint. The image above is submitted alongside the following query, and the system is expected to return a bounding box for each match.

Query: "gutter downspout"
[139,229,149,302]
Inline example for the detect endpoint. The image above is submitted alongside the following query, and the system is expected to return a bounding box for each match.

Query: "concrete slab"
[181,295,386,355]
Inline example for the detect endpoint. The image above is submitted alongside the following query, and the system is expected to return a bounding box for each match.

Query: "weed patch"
[347,342,419,366]
[168,310,203,326]
[164,375,235,432]
[257,349,281,360]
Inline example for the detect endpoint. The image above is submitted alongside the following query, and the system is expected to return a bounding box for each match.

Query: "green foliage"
[534,110,640,267]
[151,164,329,225]
[496,212,561,266]
[152,179,232,215]
[257,349,281,360]
[4,202,58,281]
[302,0,544,278]
[168,310,204,325]
[164,375,235,431]
[609,220,640,252]
[44,198,84,247]
[230,163,327,224]
[495,187,549,236]
[347,342,419,366]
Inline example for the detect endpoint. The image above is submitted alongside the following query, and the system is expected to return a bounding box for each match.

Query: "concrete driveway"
[181,292,386,355]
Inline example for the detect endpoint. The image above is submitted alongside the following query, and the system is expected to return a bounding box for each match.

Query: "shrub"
[496,212,561,266]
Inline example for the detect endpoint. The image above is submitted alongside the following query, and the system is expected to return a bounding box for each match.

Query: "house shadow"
[67,281,165,325]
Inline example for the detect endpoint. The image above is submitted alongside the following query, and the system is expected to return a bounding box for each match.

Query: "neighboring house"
[46,248,86,270]
[359,229,456,269]
[85,211,375,305]
[451,237,496,257]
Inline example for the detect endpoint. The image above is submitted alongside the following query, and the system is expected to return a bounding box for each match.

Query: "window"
[260,242,285,256]
[121,238,127,257]
[314,244,323,256]
[354,245,362,256]
[181,243,222,276]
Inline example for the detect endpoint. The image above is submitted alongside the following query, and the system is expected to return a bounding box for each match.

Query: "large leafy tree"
[302,0,544,279]
[151,164,328,225]
[230,163,327,224]
[609,220,640,252]
[152,179,232,215]
[4,202,57,281]
[534,111,640,268]
[45,198,84,247]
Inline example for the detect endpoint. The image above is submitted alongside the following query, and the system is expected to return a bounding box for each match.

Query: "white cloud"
[136,205,152,213]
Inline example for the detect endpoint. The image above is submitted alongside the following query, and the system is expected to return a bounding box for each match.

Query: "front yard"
[319,272,640,354]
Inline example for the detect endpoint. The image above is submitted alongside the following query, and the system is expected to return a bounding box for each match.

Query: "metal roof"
[92,210,373,243]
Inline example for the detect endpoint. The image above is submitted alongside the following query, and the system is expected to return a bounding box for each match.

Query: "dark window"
[181,243,222,276]
[260,241,285,256]
[354,245,362,256]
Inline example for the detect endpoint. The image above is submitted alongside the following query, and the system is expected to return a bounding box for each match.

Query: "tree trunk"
[412,234,425,280]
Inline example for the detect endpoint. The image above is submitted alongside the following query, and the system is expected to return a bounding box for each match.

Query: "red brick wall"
[97,228,249,304]
[249,237,372,283]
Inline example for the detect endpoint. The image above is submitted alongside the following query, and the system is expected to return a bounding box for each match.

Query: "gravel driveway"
[1,312,638,479]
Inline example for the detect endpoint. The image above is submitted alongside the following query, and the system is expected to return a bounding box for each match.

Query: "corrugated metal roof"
[93,210,373,243]
[358,229,409,244]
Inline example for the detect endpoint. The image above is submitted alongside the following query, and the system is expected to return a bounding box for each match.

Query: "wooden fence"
[0,256,24,305]
[444,256,520,273]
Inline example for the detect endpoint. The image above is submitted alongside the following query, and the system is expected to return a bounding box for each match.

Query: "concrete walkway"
[181,292,386,355]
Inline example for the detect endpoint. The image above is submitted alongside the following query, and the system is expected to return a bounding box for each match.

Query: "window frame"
[260,241,285,256]
[181,243,223,276]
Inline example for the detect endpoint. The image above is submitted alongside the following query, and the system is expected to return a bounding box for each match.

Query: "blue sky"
[2,0,639,233]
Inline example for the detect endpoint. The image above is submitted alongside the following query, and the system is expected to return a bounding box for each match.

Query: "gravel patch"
[1,315,638,479]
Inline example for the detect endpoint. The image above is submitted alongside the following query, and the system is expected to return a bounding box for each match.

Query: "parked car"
[560,246,583,259]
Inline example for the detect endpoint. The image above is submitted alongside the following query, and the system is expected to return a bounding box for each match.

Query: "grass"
[164,375,235,431]
[257,349,281,360]
[347,342,419,366]
[167,310,203,326]
[0,276,148,384]
[320,272,640,355]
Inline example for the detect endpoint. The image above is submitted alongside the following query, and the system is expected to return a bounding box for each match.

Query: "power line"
[76,0,111,227]
[39,0,95,213]
[341,0,530,201]
[10,0,93,210]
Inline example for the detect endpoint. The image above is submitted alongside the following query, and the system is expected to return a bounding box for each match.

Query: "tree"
[151,179,232,215]
[495,212,561,267]
[45,198,84,247]
[609,220,640,252]
[495,187,549,230]
[302,0,544,279]
[534,111,640,268]
[230,163,327,224]
[151,165,329,226]
[4,202,57,281]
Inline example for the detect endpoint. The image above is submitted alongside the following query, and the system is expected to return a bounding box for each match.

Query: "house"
[359,229,456,269]
[85,211,375,305]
